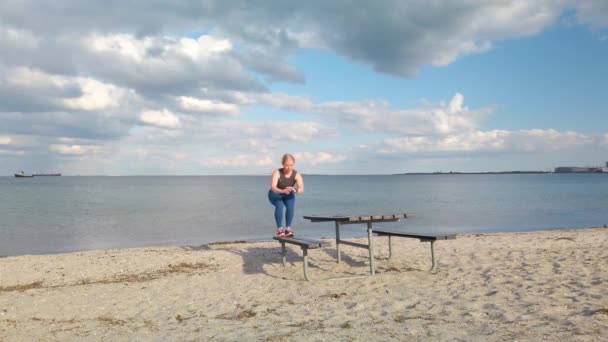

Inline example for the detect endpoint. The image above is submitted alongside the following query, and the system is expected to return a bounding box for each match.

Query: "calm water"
[1,174,607,256]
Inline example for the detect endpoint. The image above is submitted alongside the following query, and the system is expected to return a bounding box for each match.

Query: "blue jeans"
[268,190,295,228]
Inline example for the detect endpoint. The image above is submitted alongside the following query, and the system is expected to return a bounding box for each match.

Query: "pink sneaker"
[285,227,294,238]
[276,228,285,237]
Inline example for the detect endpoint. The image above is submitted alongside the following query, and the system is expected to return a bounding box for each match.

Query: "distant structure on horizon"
[554,161,608,173]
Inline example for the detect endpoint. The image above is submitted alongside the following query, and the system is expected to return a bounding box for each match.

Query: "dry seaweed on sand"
[0,281,43,293]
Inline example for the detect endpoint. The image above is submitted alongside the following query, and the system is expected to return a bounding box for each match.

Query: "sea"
[1,174,607,257]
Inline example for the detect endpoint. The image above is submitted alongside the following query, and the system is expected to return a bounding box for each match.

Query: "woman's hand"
[284,187,296,194]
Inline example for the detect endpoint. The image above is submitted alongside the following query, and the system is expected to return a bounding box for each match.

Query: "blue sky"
[1,1,607,175]
[277,24,608,132]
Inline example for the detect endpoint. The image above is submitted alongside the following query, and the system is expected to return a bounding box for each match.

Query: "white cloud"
[224,139,274,154]
[177,35,233,59]
[279,122,334,142]
[204,154,252,167]
[602,133,608,147]
[294,152,347,165]
[3,67,131,112]
[1,2,605,81]
[213,1,565,77]
[256,155,274,166]
[0,25,38,50]
[5,66,66,89]
[139,109,182,129]
[0,149,25,156]
[251,92,491,136]
[88,34,232,63]
[62,78,129,111]
[0,2,606,175]
[255,93,314,111]
[87,34,146,62]
[205,151,347,168]
[81,33,263,93]
[382,129,594,154]
[574,0,608,29]
[50,144,104,155]
[0,1,580,83]
[323,93,491,135]
[177,96,239,115]
[198,120,335,144]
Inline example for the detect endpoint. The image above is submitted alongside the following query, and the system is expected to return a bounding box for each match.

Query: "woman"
[268,153,304,237]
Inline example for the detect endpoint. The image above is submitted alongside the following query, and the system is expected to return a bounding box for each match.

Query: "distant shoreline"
[396,171,608,175]
[395,171,552,175]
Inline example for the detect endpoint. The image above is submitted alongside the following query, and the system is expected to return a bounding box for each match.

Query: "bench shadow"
[321,248,368,268]
[182,243,328,280]
[182,239,431,277]
[320,244,430,273]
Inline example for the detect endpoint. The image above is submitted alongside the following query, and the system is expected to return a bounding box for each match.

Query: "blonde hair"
[282,153,295,164]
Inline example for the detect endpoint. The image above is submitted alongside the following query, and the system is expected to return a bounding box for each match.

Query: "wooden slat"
[304,213,415,222]
[373,229,456,241]
[303,215,350,222]
[294,237,331,247]
[272,236,329,248]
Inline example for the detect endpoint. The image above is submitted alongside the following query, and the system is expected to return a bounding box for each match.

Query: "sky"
[1,1,607,175]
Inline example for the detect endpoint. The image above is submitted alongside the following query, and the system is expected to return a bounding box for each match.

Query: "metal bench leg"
[335,221,342,264]
[302,247,311,281]
[281,242,286,266]
[388,235,392,259]
[367,222,375,275]
[430,240,436,271]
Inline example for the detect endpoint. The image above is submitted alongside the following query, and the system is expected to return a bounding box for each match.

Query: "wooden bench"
[273,237,330,281]
[373,229,456,271]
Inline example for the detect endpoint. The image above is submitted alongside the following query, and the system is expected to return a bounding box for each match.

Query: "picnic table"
[303,213,415,275]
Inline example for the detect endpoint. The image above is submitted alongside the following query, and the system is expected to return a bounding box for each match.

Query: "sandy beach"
[1,228,607,341]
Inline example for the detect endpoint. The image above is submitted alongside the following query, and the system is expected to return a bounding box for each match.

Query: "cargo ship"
[14,171,34,178]
[14,171,61,177]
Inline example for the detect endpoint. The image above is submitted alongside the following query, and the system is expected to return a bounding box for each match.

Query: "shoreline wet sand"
[1,228,607,341]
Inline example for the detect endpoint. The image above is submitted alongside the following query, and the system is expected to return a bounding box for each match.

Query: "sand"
[1,228,607,341]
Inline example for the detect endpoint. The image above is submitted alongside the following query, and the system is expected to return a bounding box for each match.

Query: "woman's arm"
[294,173,304,194]
[270,170,286,194]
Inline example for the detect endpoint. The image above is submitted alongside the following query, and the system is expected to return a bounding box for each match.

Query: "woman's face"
[283,159,294,173]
